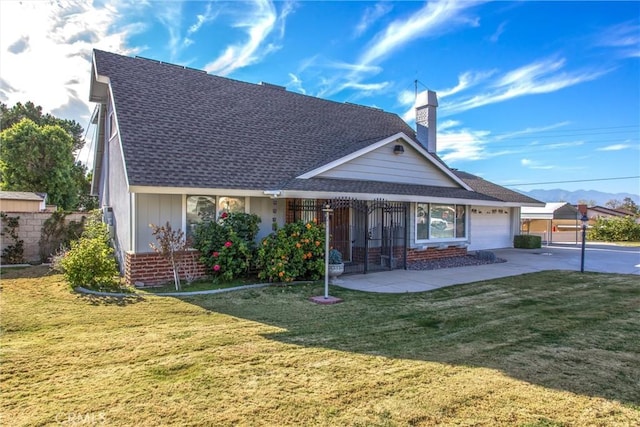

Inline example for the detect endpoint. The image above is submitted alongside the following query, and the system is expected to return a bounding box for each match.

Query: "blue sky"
[1,0,638,195]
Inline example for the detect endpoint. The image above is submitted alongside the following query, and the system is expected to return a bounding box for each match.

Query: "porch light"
[393,144,405,154]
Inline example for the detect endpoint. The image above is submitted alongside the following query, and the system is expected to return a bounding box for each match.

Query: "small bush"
[329,248,343,264]
[514,235,542,249]
[587,216,640,242]
[257,220,325,282]
[193,212,261,282]
[59,211,119,290]
[475,250,496,262]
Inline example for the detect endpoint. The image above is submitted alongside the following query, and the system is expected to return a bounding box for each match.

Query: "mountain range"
[518,189,640,206]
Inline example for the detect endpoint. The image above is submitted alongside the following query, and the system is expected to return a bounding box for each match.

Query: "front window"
[186,196,246,239]
[186,196,216,237]
[416,203,467,241]
[218,196,245,215]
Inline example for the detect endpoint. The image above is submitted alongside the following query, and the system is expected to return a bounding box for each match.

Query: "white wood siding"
[249,197,286,242]
[104,100,131,267]
[468,206,514,250]
[135,194,182,252]
[317,143,459,187]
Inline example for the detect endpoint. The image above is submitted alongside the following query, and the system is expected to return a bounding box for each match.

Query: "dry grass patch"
[1,268,638,426]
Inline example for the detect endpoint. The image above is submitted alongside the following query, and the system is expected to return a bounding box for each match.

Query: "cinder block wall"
[0,212,87,263]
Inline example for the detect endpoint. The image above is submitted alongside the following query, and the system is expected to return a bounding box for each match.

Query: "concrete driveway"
[337,243,640,293]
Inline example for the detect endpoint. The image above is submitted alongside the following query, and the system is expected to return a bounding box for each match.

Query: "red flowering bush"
[257,220,325,283]
[192,212,261,282]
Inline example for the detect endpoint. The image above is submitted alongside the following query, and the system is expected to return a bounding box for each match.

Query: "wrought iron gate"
[286,198,408,274]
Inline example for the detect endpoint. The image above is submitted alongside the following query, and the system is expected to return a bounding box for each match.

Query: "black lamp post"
[580,214,589,273]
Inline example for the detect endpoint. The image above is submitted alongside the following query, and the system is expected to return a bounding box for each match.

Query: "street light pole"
[580,214,588,273]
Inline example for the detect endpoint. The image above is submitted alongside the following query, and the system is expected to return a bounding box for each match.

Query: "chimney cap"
[416,90,438,108]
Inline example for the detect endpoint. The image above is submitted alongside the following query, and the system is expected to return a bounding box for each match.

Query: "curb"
[75,282,271,298]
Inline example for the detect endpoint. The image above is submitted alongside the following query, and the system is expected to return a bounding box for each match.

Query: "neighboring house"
[521,202,581,244]
[586,205,634,220]
[89,49,543,286]
[0,191,47,212]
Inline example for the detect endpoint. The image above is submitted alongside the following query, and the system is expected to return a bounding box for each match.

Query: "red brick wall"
[125,250,207,287]
[124,245,467,285]
[407,246,467,262]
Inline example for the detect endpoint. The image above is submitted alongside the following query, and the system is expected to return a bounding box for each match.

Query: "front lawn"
[1,267,639,425]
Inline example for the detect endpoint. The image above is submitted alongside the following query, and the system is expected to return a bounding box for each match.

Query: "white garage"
[468,206,518,251]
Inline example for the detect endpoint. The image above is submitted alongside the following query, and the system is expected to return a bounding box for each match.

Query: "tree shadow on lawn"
[178,272,640,407]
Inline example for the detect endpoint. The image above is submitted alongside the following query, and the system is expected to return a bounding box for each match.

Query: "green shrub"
[587,216,640,242]
[192,212,261,282]
[514,234,542,249]
[59,211,119,290]
[257,220,325,283]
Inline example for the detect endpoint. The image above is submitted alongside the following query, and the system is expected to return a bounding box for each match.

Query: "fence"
[0,211,87,264]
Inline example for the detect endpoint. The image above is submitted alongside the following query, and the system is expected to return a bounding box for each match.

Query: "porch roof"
[280,178,500,203]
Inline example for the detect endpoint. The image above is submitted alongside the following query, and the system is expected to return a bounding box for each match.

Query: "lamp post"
[580,214,588,273]
[322,204,333,299]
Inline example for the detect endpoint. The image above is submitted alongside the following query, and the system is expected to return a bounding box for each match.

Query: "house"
[521,202,581,244]
[0,191,47,212]
[89,49,543,286]
[586,205,635,220]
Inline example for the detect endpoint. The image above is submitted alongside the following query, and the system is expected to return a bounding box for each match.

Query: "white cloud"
[438,70,496,98]
[155,2,183,61]
[595,21,640,58]
[203,0,292,76]
[493,121,571,141]
[354,2,393,37]
[0,0,137,125]
[436,126,492,163]
[597,144,631,151]
[520,158,554,170]
[315,0,482,100]
[442,57,612,115]
[489,21,507,43]
[286,73,306,94]
[188,2,219,35]
[359,0,481,66]
[397,89,415,107]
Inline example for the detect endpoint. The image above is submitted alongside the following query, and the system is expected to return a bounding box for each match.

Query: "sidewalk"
[336,244,640,293]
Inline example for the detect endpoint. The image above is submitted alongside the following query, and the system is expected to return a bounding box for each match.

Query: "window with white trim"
[186,196,216,238]
[186,196,246,239]
[416,203,467,241]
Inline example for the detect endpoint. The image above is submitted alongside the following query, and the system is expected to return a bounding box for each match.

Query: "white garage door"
[468,208,513,251]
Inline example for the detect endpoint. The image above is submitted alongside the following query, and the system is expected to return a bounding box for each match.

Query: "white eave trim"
[296,132,473,191]
[128,185,269,197]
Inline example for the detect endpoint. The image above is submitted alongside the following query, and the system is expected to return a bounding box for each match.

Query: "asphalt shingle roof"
[452,171,544,205]
[92,50,544,206]
[93,50,416,190]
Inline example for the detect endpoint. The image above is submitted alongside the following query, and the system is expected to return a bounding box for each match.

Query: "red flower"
[224,241,232,248]
[213,264,221,271]
[213,251,219,257]
[221,212,228,219]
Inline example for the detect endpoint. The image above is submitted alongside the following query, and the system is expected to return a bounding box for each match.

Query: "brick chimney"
[415,90,438,153]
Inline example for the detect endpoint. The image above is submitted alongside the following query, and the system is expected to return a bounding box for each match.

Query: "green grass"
[1,266,639,426]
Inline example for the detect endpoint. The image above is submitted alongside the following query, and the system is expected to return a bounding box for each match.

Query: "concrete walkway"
[336,243,640,293]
